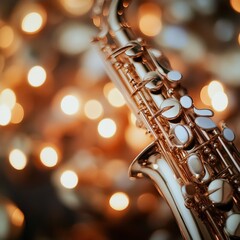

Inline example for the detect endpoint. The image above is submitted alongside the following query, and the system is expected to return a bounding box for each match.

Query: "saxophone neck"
[94,0,135,46]
[108,0,128,31]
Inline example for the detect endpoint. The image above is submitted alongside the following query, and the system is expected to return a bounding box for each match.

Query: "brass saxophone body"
[93,0,240,239]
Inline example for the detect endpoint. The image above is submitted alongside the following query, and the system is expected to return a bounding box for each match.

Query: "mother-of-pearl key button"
[171,124,192,147]
[195,117,216,131]
[167,70,182,82]
[160,98,182,120]
[222,128,235,142]
[225,213,240,238]
[187,154,204,179]
[193,107,213,117]
[180,95,193,109]
[208,179,233,205]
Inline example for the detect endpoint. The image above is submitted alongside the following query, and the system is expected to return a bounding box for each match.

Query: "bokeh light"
[138,3,162,37]
[214,19,234,42]
[167,1,193,23]
[58,0,93,16]
[60,170,78,189]
[109,192,129,211]
[107,88,125,107]
[0,104,11,126]
[200,85,211,106]
[125,125,152,151]
[0,89,16,109]
[0,201,25,239]
[98,118,117,138]
[157,26,188,50]
[201,80,229,111]
[9,149,27,170]
[129,112,137,125]
[21,9,46,34]
[0,25,14,49]
[103,82,114,98]
[11,103,24,124]
[137,193,158,213]
[211,92,228,112]
[230,0,240,13]
[84,99,103,120]
[40,146,59,168]
[61,95,81,115]
[56,23,93,55]
[207,80,224,97]
[27,66,47,87]
[7,204,25,227]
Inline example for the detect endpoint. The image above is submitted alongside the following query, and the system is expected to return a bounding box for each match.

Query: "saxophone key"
[193,107,214,117]
[207,179,233,209]
[180,95,193,109]
[222,127,235,142]
[181,183,196,198]
[225,213,240,238]
[125,41,144,58]
[167,70,182,83]
[187,154,205,180]
[181,183,196,208]
[195,116,217,131]
[159,98,182,120]
[170,124,193,148]
[149,48,172,72]
[144,71,163,93]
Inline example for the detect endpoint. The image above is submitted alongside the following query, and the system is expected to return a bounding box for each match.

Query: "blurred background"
[0,0,240,239]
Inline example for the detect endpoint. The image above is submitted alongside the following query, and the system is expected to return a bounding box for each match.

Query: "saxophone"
[93,0,240,239]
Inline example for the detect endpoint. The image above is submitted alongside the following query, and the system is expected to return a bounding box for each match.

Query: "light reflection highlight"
[230,0,240,13]
[60,95,81,115]
[59,0,93,16]
[60,170,78,189]
[11,103,24,124]
[0,25,14,49]
[138,3,162,37]
[107,88,125,107]
[0,104,11,126]
[0,89,16,109]
[207,80,224,97]
[27,66,47,87]
[7,205,25,227]
[98,118,117,138]
[84,99,103,120]
[125,125,152,150]
[109,192,129,211]
[21,12,44,33]
[9,149,27,170]
[40,146,59,167]
[200,80,229,112]
[56,23,93,55]
[211,92,228,112]
[200,85,211,106]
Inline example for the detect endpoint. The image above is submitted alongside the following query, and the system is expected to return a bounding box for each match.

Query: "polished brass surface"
[93,1,240,239]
